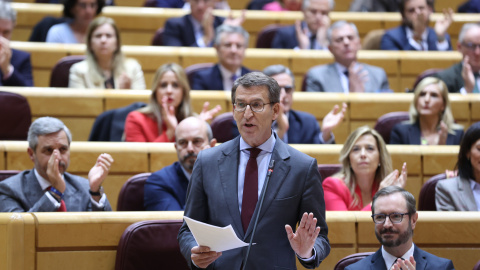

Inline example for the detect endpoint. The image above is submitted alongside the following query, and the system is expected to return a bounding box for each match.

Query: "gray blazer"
[177,136,330,270]
[305,62,389,92]
[435,176,478,211]
[0,170,112,212]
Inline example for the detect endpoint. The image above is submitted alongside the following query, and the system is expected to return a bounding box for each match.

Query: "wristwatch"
[89,186,104,196]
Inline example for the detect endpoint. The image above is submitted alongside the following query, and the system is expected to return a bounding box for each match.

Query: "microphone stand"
[241,160,275,270]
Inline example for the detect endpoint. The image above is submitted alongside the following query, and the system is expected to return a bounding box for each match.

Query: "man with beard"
[144,117,216,210]
[346,186,454,270]
[381,0,453,51]
[0,117,114,212]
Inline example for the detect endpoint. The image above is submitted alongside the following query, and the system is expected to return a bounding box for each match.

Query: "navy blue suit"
[380,25,452,51]
[163,14,224,47]
[390,122,464,145]
[272,25,298,49]
[345,245,454,270]
[191,64,251,90]
[0,49,33,86]
[231,110,330,144]
[144,162,189,211]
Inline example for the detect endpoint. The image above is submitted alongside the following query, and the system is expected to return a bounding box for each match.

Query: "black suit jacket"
[272,25,299,49]
[345,245,454,270]
[163,14,224,47]
[433,62,463,93]
[191,64,251,90]
[390,122,464,145]
[0,49,33,87]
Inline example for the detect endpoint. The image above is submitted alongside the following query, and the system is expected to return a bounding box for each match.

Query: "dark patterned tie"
[392,257,405,270]
[241,148,261,233]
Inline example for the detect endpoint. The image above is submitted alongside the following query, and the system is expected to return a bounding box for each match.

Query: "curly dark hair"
[63,0,105,18]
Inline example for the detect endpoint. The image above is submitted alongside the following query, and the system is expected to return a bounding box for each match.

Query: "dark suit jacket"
[0,49,34,87]
[144,161,189,211]
[433,62,463,93]
[191,64,251,90]
[390,122,464,145]
[345,245,455,270]
[163,14,224,47]
[178,135,330,269]
[380,25,452,51]
[272,25,299,49]
[231,110,328,144]
[0,170,112,212]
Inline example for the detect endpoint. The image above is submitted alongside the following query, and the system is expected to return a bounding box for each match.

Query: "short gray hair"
[458,23,480,44]
[28,117,72,150]
[303,0,335,11]
[0,0,17,23]
[262,64,295,85]
[327,20,359,44]
[214,24,249,46]
[231,72,280,104]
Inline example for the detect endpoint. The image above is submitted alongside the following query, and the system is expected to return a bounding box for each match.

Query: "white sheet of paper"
[184,216,253,252]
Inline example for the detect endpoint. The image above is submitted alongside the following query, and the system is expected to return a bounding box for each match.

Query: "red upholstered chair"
[317,164,342,183]
[408,68,444,92]
[185,63,215,88]
[115,220,189,270]
[0,170,21,181]
[151,27,164,46]
[334,252,375,270]
[418,173,446,211]
[373,111,410,144]
[210,112,236,143]
[50,55,86,87]
[0,91,31,140]
[116,173,151,211]
[255,24,283,48]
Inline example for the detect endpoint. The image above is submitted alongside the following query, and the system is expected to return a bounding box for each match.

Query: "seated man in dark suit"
[162,0,244,47]
[380,0,453,51]
[0,1,33,86]
[306,21,390,93]
[144,116,216,211]
[191,24,251,91]
[272,0,333,50]
[434,23,480,93]
[232,64,347,144]
[0,117,114,212]
[346,186,454,270]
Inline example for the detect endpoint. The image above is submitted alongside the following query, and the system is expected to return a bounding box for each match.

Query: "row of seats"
[2,87,479,142]
[12,3,480,47]
[2,211,479,270]
[0,140,463,210]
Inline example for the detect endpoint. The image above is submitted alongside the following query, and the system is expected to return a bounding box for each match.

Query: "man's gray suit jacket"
[436,176,478,211]
[0,170,112,212]
[305,62,390,92]
[177,136,330,270]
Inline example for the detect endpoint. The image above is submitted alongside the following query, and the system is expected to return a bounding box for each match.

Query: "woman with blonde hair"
[124,63,221,142]
[323,126,407,211]
[390,77,463,145]
[68,16,146,89]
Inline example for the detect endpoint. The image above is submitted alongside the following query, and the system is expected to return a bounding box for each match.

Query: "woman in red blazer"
[323,126,407,210]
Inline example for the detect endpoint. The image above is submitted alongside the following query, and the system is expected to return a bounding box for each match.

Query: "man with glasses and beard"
[346,186,454,270]
[144,117,216,211]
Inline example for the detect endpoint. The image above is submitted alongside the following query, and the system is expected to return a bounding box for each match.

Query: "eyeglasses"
[233,101,274,112]
[371,212,410,224]
[462,42,480,51]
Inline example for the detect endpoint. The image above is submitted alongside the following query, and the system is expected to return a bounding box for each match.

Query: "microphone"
[242,159,275,270]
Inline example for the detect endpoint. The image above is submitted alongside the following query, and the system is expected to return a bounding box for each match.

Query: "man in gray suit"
[178,72,330,269]
[0,117,114,212]
[305,20,390,93]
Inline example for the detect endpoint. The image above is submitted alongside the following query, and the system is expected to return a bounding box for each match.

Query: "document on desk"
[184,216,253,252]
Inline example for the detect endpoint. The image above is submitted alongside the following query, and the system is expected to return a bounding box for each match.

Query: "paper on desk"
[184,216,253,252]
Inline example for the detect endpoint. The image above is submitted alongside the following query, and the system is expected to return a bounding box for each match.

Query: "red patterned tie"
[241,148,261,233]
[46,186,67,212]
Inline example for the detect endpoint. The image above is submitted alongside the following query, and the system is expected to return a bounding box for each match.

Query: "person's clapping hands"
[199,101,221,122]
[380,162,407,190]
